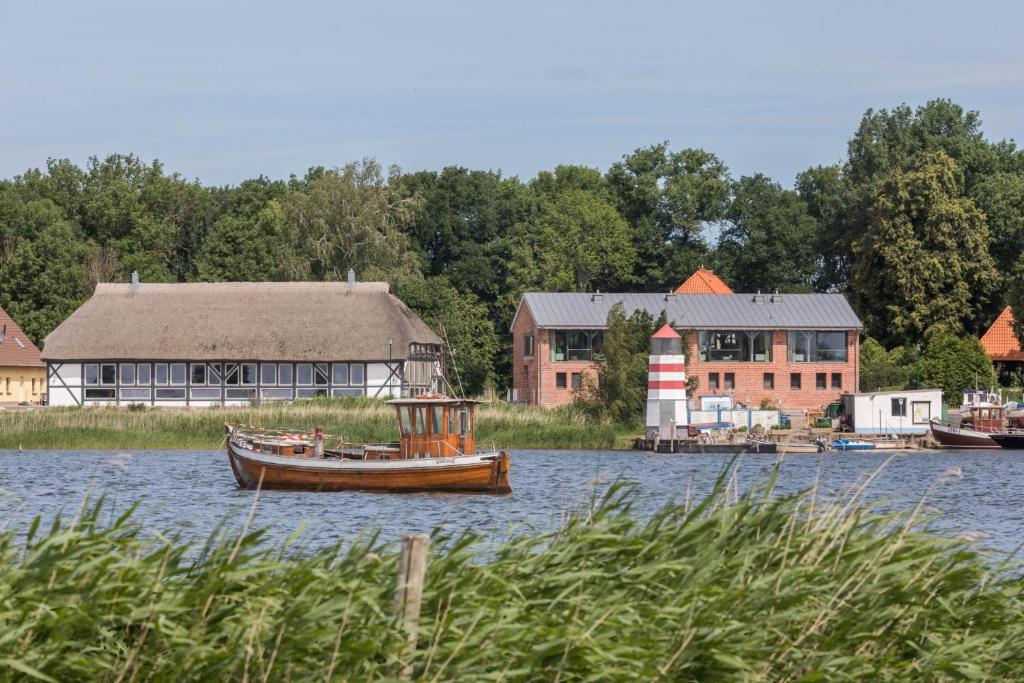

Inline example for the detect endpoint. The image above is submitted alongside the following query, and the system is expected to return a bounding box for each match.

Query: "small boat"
[776,440,823,454]
[929,404,1006,448]
[867,436,906,450]
[831,438,875,451]
[989,432,1024,450]
[225,395,511,493]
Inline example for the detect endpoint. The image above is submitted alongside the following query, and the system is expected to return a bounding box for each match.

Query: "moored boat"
[776,440,823,454]
[225,396,511,493]
[989,432,1024,450]
[929,420,999,448]
[831,438,875,451]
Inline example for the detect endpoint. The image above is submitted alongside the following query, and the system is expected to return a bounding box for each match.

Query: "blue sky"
[2,0,1022,186]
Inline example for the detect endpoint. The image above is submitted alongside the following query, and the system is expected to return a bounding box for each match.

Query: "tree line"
[2,98,1023,395]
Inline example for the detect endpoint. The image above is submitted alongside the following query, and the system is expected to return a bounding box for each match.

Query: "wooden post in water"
[395,532,429,679]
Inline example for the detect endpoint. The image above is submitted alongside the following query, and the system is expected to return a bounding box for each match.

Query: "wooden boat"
[830,438,875,451]
[866,436,906,450]
[225,396,511,493]
[990,432,1024,449]
[929,405,1006,448]
[776,441,823,454]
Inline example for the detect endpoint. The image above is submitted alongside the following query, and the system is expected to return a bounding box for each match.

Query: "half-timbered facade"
[42,279,443,407]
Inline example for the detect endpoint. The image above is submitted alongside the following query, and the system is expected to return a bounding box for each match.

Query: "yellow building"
[0,307,45,405]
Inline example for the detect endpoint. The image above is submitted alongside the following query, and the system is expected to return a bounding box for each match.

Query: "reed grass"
[1,473,1022,681]
[0,399,633,451]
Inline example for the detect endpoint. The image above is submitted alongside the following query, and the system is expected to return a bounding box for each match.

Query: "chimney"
[665,290,676,302]
[130,271,140,289]
[771,288,782,303]
[753,290,765,304]
[592,290,603,303]
[347,269,356,287]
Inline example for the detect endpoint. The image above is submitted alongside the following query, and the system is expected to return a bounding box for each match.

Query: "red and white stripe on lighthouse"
[645,323,688,439]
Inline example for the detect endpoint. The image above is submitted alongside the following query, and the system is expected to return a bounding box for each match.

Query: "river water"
[1,449,1021,556]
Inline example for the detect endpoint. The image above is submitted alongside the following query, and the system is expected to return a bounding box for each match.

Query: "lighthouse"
[645,323,688,440]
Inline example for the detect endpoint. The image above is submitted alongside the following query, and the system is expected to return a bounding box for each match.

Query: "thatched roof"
[42,282,442,362]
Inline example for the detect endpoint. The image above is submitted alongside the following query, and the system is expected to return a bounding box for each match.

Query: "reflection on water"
[1,449,1022,555]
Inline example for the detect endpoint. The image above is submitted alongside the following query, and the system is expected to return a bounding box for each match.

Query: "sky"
[2,0,1023,187]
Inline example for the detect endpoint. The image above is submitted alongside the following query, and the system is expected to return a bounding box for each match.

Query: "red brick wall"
[511,307,860,412]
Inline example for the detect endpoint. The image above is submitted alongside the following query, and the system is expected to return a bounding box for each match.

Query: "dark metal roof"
[517,292,862,330]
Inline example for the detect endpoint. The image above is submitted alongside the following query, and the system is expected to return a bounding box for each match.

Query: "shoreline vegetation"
[2,478,1022,679]
[0,398,635,451]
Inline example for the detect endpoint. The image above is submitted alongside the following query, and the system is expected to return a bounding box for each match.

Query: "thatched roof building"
[43,279,443,407]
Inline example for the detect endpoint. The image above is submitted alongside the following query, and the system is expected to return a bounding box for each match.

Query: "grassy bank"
[0,399,635,450]
[1,479,1022,681]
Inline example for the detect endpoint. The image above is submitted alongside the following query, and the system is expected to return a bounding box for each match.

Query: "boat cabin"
[961,406,1005,433]
[385,397,478,460]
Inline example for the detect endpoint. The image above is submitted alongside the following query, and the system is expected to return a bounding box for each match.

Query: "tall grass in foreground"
[1,474,1022,681]
[0,399,631,450]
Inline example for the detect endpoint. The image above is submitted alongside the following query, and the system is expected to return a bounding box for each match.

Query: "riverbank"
[2,481,1021,680]
[0,398,635,450]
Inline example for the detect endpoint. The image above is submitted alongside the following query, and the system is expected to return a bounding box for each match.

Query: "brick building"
[510,270,862,412]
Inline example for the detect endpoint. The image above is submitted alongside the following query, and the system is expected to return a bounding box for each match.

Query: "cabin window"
[155,364,168,385]
[892,397,907,417]
[314,363,329,386]
[448,406,457,434]
[155,388,186,400]
[119,363,135,385]
[415,407,427,435]
[788,331,848,362]
[332,363,349,385]
[763,372,774,389]
[297,364,313,386]
[85,388,116,400]
[137,364,151,385]
[120,388,150,401]
[724,373,735,390]
[261,364,277,385]
[571,372,583,390]
[549,330,605,362]
[708,373,719,390]
[100,364,116,385]
[84,364,99,385]
[523,334,534,357]
[278,364,293,385]
[459,409,472,436]
[190,388,220,400]
[816,373,826,390]
[431,406,443,434]
[699,331,772,362]
[241,363,257,385]
[555,372,567,389]
[191,364,207,386]
[350,363,365,385]
[790,373,801,389]
[831,373,842,389]
[399,406,412,435]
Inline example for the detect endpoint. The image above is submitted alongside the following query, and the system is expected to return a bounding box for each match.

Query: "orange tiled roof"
[980,306,1024,361]
[674,268,734,294]
[0,306,44,368]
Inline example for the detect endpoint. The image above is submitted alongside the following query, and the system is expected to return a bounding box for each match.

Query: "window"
[297,364,313,386]
[224,364,240,385]
[350,364,364,385]
[85,388,116,400]
[155,388,186,400]
[431,406,443,434]
[191,364,207,386]
[31,378,36,393]
[4,377,9,394]
[137,364,151,385]
[261,364,277,385]
[698,331,772,362]
[448,407,457,434]
[790,373,801,389]
[708,373,720,390]
[459,408,472,435]
[332,363,349,385]
[120,364,135,385]
[296,388,328,398]
[155,364,168,385]
[120,388,150,400]
[524,334,534,357]
[831,373,842,389]
[241,363,258,386]
[892,397,907,417]
[100,364,116,385]
[571,372,583,390]
[170,364,187,385]
[763,372,774,390]
[912,401,931,424]
[415,407,427,435]
[816,373,826,390]
[788,331,848,362]
[226,388,257,400]
[724,372,735,390]
[314,363,329,386]
[190,388,221,400]
[332,388,363,397]
[261,388,293,400]
[399,406,412,434]
[85,364,99,385]
[555,372,567,389]
[278,364,293,385]
[549,330,605,362]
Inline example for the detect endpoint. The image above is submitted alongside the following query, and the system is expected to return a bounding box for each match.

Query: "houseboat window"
[85,388,116,400]
[84,364,99,385]
[190,388,220,400]
[297,364,313,386]
[120,388,150,401]
[314,363,329,386]
[170,364,187,385]
[332,388,363,397]
[431,406,443,434]
[350,363,365,385]
[763,372,774,389]
[831,373,842,389]
[549,330,604,362]
[892,398,907,417]
[698,331,772,362]
[278,364,293,385]
[790,373,801,389]
[224,364,239,385]
[399,406,412,435]
[119,364,135,385]
[208,363,222,384]
[100,364,116,385]
[191,364,207,386]
[816,373,826,390]
[261,388,293,400]
[155,388,186,400]
[571,372,583,390]
[155,364,168,385]
[136,364,151,385]
[523,334,534,357]
[788,331,848,362]
[241,363,258,385]
[415,407,427,435]
[261,363,277,385]
[332,363,349,385]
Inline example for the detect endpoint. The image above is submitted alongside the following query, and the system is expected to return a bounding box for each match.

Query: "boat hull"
[929,420,999,448]
[990,433,1024,450]
[227,441,511,493]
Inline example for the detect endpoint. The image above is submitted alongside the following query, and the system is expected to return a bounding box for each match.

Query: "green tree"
[859,337,920,391]
[851,152,998,345]
[973,172,1024,277]
[919,330,996,401]
[715,174,818,292]
[1008,260,1024,350]
[196,202,293,281]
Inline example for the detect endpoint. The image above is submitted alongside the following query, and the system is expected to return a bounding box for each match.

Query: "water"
[1,448,1021,556]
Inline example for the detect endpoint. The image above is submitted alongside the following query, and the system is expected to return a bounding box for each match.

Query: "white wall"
[849,391,941,434]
